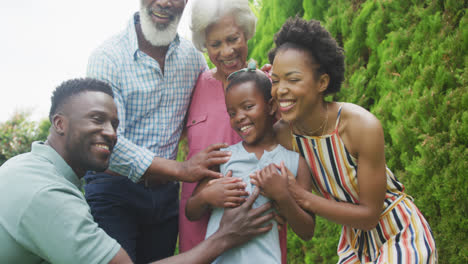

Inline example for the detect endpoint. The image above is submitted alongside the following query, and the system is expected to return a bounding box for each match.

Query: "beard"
[139,6,181,47]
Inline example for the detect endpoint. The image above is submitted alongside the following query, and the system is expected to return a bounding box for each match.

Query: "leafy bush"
[250,0,467,262]
[0,112,50,166]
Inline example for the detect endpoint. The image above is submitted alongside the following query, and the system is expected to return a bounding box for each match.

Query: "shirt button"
[192,120,196,124]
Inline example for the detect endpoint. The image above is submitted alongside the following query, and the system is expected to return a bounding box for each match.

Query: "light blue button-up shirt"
[87,13,207,182]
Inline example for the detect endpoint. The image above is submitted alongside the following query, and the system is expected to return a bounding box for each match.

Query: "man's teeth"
[152,11,169,18]
[223,59,237,65]
[240,125,253,132]
[95,144,109,150]
[279,101,295,108]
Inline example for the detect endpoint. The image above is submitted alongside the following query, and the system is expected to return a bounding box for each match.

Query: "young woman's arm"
[185,171,248,221]
[251,157,315,241]
[287,106,387,230]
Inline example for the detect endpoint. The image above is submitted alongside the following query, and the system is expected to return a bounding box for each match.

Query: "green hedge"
[249,0,467,263]
[0,113,50,166]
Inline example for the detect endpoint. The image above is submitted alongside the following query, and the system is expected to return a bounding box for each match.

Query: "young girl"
[252,17,437,263]
[185,63,315,264]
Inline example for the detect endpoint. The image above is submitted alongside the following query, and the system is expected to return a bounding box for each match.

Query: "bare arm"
[141,143,232,186]
[185,171,248,221]
[109,188,274,264]
[251,158,315,241]
[288,108,387,230]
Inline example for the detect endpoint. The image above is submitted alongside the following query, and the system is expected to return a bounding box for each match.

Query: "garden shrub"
[249,0,467,262]
[0,112,50,166]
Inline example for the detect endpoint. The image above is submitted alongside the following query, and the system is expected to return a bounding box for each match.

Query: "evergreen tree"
[251,0,467,262]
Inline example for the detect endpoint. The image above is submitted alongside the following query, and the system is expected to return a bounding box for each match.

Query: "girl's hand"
[203,171,249,208]
[250,162,289,202]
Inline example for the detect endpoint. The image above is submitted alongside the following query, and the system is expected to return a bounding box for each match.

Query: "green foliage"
[287,217,340,264]
[0,112,50,166]
[248,0,304,66]
[251,0,468,262]
[203,53,216,69]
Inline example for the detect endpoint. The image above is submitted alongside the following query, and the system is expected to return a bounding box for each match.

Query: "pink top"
[185,70,242,160]
[179,70,241,253]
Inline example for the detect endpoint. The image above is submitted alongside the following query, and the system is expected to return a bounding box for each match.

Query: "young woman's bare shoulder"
[339,103,384,156]
[341,103,382,131]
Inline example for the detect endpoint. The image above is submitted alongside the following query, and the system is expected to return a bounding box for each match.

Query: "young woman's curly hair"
[268,16,345,95]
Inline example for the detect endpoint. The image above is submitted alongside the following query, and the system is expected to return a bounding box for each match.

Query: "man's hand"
[217,187,274,248]
[272,203,287,231]
[203,171,248,208]
[180,143,231,182]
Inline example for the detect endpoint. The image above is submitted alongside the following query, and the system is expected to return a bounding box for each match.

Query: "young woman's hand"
[275,162,310,210]
[203,171,249,208]
[249,162,289,202]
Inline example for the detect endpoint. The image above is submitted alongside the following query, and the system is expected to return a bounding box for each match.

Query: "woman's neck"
[292,101,330,136]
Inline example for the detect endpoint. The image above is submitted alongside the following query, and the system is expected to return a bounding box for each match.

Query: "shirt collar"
[130,12,181,61]
[31,141,81,188]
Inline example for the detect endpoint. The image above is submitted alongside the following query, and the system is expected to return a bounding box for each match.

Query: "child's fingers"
[255,170,265,185]
[207,176,240,186]
[224,202,242,208]
[226,189,249,198]
[225,181,247,190]
[224,170,233,178]
[225,196,247,205]
[280,161,287,174]
[250,179,259,187]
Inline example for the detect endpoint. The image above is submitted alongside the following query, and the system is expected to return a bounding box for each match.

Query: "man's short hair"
[49,78,114,121]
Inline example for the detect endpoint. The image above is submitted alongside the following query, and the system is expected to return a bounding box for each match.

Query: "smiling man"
[0,78,121,263]
[85,0,234,263]
[0,78,275,264]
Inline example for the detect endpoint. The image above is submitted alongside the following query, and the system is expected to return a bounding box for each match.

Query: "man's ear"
[268,98,278,116]
[318,73,330,93]
[52,113,66,136]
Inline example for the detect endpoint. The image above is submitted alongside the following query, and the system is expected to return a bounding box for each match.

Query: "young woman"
[252,17,437,263]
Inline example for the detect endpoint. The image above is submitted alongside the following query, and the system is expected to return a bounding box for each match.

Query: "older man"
[0,78,274,264]
[85,0,240,262]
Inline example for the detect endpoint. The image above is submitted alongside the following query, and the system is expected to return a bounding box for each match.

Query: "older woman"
[179,0,288,261]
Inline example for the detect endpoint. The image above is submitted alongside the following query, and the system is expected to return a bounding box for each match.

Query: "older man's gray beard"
[140,8,181,47]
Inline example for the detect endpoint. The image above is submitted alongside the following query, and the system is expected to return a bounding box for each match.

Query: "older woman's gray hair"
[190,0,257,52]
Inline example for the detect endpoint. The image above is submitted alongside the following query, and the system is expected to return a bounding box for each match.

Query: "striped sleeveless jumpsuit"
[292,105,437,263]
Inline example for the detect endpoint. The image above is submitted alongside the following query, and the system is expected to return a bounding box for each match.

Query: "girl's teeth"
[240,125,252,132]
